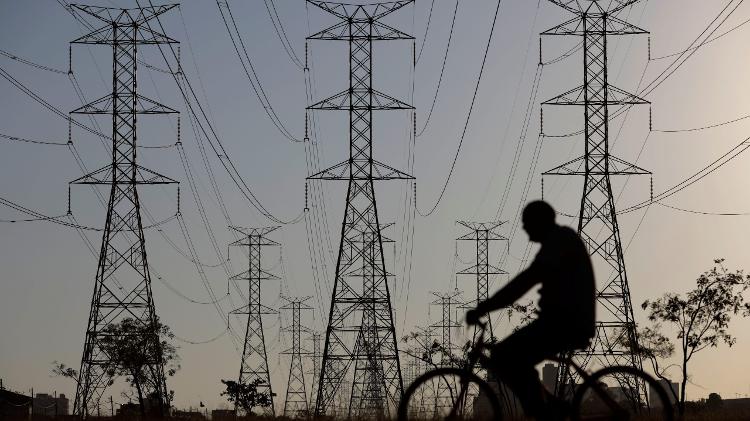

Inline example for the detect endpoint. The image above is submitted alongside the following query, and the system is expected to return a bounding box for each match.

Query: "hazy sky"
[2,0,750,412]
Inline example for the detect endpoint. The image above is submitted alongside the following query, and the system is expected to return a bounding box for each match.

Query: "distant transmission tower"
[541,0,651,397]
[306,1,415,418]
[68,4,179,417]
[228,227,280,416]
[307,332,322,410]
[456,221,507,342]
[281,296,313,418]
[430,290,463,368]
[430,290,463,411]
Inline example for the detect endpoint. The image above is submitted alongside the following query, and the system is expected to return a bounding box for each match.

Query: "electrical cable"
[653,112,750,133]
[417,0,505,217]
[264,0,305,69]
[415,0,437,63]
[0,48,67,74]
[0,132,68,146]
[138,0,305,225]
[173,327,229,345]
[656,202,750,216]
[651,15,750,60]
[416,0,459,138]
[217,0,301,143]
[619,134,750,214]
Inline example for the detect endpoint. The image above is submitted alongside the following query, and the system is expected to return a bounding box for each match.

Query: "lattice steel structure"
[228,227,280,416]
[541,0,651,398]
[430,291,463,368]
[68,4,179,417]
[456,221,507,343]
[307,332,322,410]
[430,290,463,412]
[306,1,414,418]
[281,296,314,418]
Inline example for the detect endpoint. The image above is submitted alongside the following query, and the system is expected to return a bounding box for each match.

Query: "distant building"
[33,393,69,416]
[173,409,206,420]
[0,389,31,420]
[720,397,750,411]
[211,409,235,420]
[650,379,678,407]
[542,363,557,393]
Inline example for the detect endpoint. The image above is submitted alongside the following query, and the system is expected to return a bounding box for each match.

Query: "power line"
[217,0,301,143]
[415,0,437,63]
[139,0,305,225]
[653,112,750,133]
[0,132,68,146]
[657,202,750,216]
[264,0,305,69]
[416,0,459,138]
[0,48,67,74]
[651,15,750,60]
[417,0,505,217]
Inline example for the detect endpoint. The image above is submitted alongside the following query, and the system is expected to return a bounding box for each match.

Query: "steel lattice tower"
[281,296,313,418]
[228,227,280,416]
[68,5,179,417]
[456,221,507,343]
[430,291,462,369]
[307,332,322,410]
[430,291,463,412]
[306,1,414,418]
[541,0,651,397]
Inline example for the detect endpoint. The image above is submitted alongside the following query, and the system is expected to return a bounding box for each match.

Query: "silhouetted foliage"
[639,259,750,414]
[98,317,179,417]
[220,378,272,415]
[51,361,79,384]
[53,318,179,417]
[707,392,723,410]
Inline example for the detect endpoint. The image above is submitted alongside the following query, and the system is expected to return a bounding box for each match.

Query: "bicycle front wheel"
[572,365,675,421]
[398,367,501,421]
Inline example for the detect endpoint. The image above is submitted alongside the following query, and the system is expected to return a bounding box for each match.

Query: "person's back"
[535,224,595,347]
[466,200,595,420]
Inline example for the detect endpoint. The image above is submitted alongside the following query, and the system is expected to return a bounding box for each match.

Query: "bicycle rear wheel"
[398,367,501,421]
[571,365,675,421]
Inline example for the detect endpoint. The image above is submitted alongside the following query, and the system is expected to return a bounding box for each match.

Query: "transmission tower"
[540,0,651,397]
[456,221,508,342]
[68,5,179,417]
[307,332,322,410]
[430,290,463,412]
[306,1,414,418]
[430,290,463,368]
[281,296,314,418]
[228,226,280,416]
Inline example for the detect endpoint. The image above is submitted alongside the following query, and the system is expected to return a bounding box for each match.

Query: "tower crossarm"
[546,0,644,15]
[307,1,412,20]
[543,155,651,177]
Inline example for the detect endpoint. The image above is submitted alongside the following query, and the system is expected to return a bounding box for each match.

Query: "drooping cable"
[416,0,505,217]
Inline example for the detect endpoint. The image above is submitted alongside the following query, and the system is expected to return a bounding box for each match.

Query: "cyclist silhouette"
[466,200,595,420]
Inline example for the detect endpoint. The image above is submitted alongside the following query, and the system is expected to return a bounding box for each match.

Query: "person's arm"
[474,265,540,315]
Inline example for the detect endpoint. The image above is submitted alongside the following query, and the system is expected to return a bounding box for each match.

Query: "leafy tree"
[220,378,273,416]
[706,392,723,410]
[98,317,179,417]
[51,361,80,384]
[639,259,750,414]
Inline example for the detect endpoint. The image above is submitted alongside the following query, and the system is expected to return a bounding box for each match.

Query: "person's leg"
[489,321,558,419]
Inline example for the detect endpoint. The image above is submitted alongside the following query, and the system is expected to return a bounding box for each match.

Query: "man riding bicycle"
[466,200,596,420]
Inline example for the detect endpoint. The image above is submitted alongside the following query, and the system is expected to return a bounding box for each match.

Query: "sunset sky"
[2,0,750,411]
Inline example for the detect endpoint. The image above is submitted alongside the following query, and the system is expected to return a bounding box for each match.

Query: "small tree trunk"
[680,359,688,415]
[133,373,146,420]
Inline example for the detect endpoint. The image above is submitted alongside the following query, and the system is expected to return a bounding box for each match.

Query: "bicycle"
[398,321,675,421]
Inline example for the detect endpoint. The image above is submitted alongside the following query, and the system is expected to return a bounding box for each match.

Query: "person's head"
[522,201,556,242]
